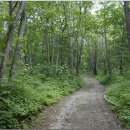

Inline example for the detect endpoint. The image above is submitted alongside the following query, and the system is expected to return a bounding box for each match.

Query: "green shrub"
[105,79,130,128]
[0,111,19,129]
[96,73,130,128]
[0,74,84,128]
[96,74,113,85]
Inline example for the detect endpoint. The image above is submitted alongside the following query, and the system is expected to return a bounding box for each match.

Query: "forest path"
[30,75,121,129]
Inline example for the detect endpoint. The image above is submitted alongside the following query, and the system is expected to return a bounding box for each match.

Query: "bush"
[96,73,130,128]
[96,74,113,85]
[105,78,130,128]
[0,74,84,128]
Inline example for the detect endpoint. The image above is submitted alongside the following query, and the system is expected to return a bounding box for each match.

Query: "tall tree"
[8,10,26,87]
[124,1,130,51]
[0,1,26,85]
[68,2,74,75]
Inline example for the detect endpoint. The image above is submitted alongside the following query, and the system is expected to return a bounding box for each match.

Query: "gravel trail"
[30,76,121,129]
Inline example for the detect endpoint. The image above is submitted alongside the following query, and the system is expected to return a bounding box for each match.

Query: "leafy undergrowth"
[97,74,130,128]
[0,74,84,128]
[96,74,115,85]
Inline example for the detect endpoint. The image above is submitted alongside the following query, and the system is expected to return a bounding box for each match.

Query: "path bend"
[30,76,121,129]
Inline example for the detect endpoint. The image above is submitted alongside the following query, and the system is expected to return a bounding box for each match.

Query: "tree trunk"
[104,30,111,75]
[124,1,130,51]
[93,42,97,75]
[8,10,26,87]
[0,1,26,85]
[75,4,82,74]
[76,31,85,74]
[56,37,60,74]
[119,28,125,75]
[76,32,79,74]
[55,3,60,74]
[45,20,50,65]
[101,36,107,74]
[68,2,74,75]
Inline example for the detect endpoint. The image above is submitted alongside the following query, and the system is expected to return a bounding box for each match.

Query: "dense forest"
[0,1,130,129]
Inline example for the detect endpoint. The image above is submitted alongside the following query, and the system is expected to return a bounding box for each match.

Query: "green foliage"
[96,73,130,128]
[0,74,84,128]
[104,76,130,128]
[96,74,114,85]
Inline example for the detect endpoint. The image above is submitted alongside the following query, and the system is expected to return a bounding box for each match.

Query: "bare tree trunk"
[0,1,26,85]
[50,31,54,64]
[104,29,111,75]
[89,43,97,75]
[56,37,60,74]
[75,3,81,74]
[93,42,97,75]
[76,31,86,74]
[124,1,130,51]
[55,2,60,74]
[76,39,84,74]
[45,19,50,65]
[119,28,125,75]
[89,51,95,74]
[68,2,74,75]
[75,32,79,74]
[101,36,107,74]
[55,2,67,74]
[8,10,26,87]
[102,6,112,76]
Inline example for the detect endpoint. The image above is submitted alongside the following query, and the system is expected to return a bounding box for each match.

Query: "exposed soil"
[30,76,121,129]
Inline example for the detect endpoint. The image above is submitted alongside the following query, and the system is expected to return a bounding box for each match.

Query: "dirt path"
[30,76,121,129]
